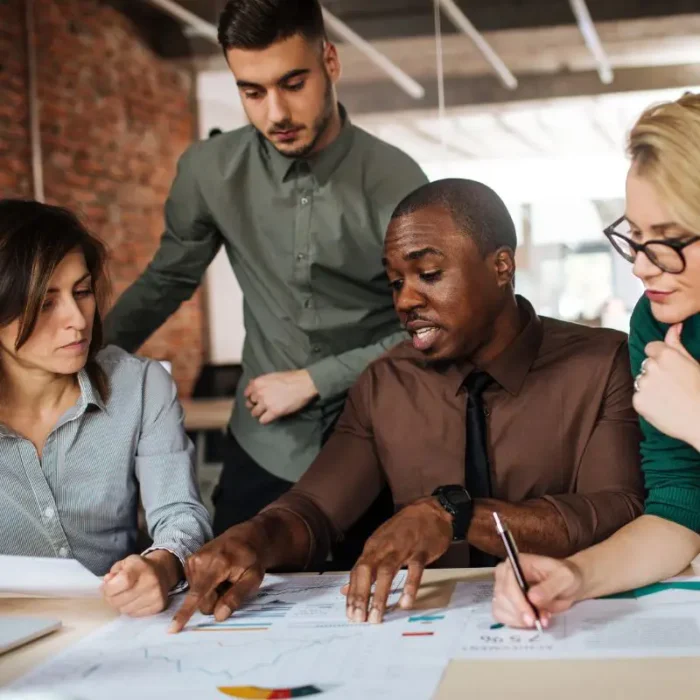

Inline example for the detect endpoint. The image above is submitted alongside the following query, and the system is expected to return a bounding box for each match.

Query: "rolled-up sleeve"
[136,361,213,565]
[264,368,385,566]
[543,343,644,552]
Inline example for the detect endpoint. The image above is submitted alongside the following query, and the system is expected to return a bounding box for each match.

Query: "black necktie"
[465,370,499,568]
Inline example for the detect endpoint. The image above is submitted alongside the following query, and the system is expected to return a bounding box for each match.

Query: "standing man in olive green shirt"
[104,0,428,551]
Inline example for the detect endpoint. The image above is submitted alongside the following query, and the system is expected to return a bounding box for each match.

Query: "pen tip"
[492,511,504,531]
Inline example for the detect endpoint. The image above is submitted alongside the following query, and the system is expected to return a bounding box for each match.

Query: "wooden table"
[181,398,234,432]
[180,399,234,503]
[3,568,700,699]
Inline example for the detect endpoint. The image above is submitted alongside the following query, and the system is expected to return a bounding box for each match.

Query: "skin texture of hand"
[169,521,268,633]
[343,497,453,624]
[101,550,181,618]
[634,324,700,450]
[244,370,319,425]
[169,506,316,634]
[491,554,583,629]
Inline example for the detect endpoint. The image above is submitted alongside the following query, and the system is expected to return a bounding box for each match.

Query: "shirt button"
[297,253,306,261]
[58,547,69,558]
[312,346,322,354]
[304,299,313,309]
[301,197,309,205]
[44,507,55,519]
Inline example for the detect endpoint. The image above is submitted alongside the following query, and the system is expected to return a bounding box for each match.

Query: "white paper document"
[10,573,456,700]
[0,555,101,598]
[11,572,700,700]
[452,576,700,660]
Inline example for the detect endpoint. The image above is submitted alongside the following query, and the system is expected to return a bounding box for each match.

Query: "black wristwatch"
[432,485,473,542]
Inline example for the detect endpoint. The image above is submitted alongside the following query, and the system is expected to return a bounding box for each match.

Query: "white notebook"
[0,617,61,655]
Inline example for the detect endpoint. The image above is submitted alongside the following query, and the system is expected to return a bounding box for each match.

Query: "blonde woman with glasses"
[492,92,700,629]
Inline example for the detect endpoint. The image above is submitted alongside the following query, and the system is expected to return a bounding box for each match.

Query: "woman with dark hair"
[0,199,212,617]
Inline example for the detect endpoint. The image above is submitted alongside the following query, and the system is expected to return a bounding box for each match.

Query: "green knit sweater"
[629,295,700,531]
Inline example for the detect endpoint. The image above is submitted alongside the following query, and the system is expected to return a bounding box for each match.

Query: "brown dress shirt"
[268,296,644,566]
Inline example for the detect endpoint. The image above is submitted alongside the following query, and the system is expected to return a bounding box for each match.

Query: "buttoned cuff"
[141,545,188,595]
[306,356,345,401]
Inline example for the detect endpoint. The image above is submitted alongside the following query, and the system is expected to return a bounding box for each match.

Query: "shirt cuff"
[645,486,700,533]
[306,356,345,401]
[141,545,188,595]
[261,491,338,569]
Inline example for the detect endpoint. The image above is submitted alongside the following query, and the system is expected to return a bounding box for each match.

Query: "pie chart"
[218,685,328,698]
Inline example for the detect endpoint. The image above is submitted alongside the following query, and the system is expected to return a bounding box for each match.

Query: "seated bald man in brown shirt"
[171,178,643,632]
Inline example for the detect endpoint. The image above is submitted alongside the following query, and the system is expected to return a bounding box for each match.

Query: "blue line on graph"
[408,615,445,622]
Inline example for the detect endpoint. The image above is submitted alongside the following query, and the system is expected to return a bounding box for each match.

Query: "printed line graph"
[22,630,381,692]
[10,573,446,700]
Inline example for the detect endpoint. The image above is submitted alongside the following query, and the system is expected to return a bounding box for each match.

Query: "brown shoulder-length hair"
[0,199,110,400]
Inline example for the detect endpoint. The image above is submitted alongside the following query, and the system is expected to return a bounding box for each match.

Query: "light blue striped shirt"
[0,346,212,575]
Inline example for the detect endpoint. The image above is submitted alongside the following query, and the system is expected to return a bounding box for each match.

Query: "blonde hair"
[628,92,700,233]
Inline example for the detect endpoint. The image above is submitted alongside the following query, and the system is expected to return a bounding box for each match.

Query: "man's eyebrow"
[236,79,263,90]
[382,247,445,267]
[404,247,445,261]
[236,69,310,91]
[277,68,310,84]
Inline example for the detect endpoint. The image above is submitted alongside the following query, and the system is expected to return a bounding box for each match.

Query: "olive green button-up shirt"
[104,108,428,481]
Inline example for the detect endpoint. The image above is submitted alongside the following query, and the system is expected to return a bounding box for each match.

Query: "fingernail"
[399,594,412,609]
[167,622,179,634]
[215,606,232,622]
[369,609,381,624]
[353,608,365,623]
[523,614,534,627]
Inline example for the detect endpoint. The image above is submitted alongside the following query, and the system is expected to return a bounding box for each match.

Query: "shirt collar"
[77,368,107,413]
[441,295,544,397]
[260,103,354,186]
[0,368,106,439]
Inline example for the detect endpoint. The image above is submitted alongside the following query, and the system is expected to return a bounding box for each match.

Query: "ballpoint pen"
[492,511,544,633]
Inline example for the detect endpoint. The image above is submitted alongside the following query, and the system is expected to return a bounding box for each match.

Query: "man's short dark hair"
[218,0,326,52]
[391,178,518,257]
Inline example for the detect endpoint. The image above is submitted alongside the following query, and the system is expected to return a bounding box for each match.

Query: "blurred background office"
[3,0,700,504]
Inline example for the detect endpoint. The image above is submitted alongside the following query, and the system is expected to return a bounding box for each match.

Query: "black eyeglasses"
[603,216,700,274]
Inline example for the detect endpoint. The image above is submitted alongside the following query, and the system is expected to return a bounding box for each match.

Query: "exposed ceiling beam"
[321,0,700,41]
[321,8,424,99]
[337,63,700,115]
[568,0,613,84]
[140,0,424,100]
[338,14,700,82]
[437,0,517,89]
[188,14,700,83]
[142,0,218,43]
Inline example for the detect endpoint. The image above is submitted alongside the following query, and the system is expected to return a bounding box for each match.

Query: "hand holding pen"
[492,511,544,632]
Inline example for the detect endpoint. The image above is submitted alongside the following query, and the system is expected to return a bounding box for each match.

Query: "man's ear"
[494,247,516,288]
[323,40,342,83]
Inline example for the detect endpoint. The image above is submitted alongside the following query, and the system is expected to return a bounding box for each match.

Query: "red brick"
[1,0,203,396]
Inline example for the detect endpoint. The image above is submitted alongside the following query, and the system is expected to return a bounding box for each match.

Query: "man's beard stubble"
[265,73,335,159]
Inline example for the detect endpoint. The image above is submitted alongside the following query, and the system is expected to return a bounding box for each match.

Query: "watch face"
[448,489,471,505]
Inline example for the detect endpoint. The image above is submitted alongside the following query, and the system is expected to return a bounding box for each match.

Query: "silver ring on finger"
[634,375,642,393]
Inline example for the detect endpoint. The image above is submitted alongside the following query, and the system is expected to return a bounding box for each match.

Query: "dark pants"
[212,432,394,570]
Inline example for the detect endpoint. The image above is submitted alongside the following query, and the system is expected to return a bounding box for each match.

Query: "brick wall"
[0,0,204,396]
[0,0,32,198]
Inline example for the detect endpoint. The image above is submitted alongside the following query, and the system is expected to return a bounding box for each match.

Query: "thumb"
[665,323,692,358]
